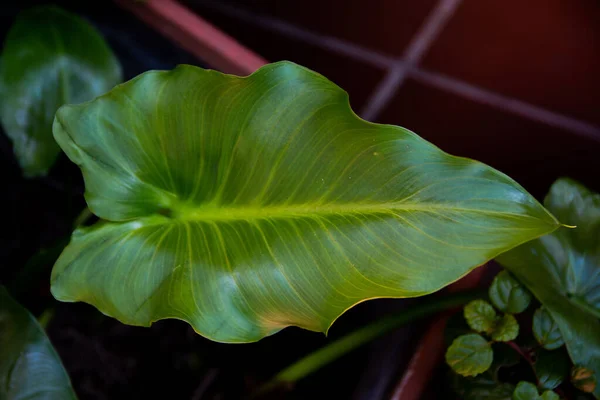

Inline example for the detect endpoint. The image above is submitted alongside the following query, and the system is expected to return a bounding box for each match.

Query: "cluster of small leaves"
[446,268,599,399]
[496,178,600,399]
[445,272,528,377]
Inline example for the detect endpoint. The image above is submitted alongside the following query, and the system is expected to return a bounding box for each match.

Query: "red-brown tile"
[423,0,600,126]
[192,7,386,111]
[378,79,600,198]
[188,0,438,56]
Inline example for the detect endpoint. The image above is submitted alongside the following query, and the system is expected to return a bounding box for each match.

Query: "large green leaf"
[497,178,600,398]
[51,62,558,342]
[0,6,121,177]
[0,286,76,399]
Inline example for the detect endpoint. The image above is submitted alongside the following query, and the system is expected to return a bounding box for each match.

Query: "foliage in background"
[0,286,77,399]
[498,178,600,399]
[0,6,121,177]
[447,178,600,399]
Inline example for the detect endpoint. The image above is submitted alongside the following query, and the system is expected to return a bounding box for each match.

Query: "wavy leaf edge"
[51,61,560,343]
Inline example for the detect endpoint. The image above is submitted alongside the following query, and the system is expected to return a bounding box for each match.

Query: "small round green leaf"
[446,333,493,377]
[0,286,76,399]
[0,6,121,177]
[571,366,597,394]
[491,314,519,342]
[540,391,560,400]
[464,300,498,333]
[50,62,560,343]
[489,271,532,314]
[513,381,539,400]
[533,308,565,350]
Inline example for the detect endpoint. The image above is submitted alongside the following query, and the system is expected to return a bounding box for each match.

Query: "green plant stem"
[72,206,93,229]
[37,307,55,330]
[253,289,485,398]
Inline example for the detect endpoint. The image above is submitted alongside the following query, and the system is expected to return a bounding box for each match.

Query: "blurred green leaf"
[465,299,498,333]
[0,6,121,177]
[446,333,493,377]
[489,270,532,314]
[0,286,76,399]
[491,314,519,342]
[497,178,600,398]
[540,391,560,400]
[533,308,564,350]
[536,348,570,390]
[49,61,559,343]
[513,381,540,400]
[464,380,515,400]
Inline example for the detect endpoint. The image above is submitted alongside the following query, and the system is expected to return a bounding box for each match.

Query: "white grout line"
[411,68,600,141]
[361,0,463,120]
[196,0,394,68]
[194,0,600,140]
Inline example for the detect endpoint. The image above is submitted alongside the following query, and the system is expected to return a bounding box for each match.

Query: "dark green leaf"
[465,299,498,333]
[513,381,540,400]
[491,314,519,342]
[0,6,121,177]
[465,380,516,400]
[489,270,532,314]
[497,178,600,398]
[536,348,570,391]
[468,383,516,400]
[533,308,564,350]
[572,366,597,394]
[543,179,600,318]
[450,370,515,400]
[0,286,76,399]
[51,62,559,343]
[446,333,494,377]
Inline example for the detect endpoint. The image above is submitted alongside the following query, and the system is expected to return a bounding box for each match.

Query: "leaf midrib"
[170,201,554,224]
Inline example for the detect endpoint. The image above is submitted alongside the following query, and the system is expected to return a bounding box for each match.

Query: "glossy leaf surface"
[51,62,558,342]
[446,333,493,377]
[533,307,564,350]
[490,314,518,342]
[489,271,531,314]
[0,6,121,177]
[464,299,497,333]
[497,178,600,398]
[0,286,76,399]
